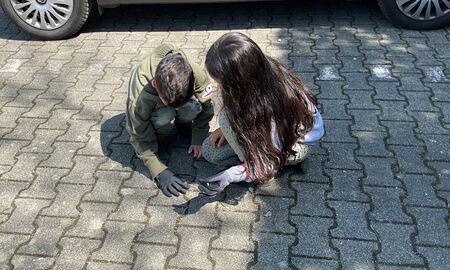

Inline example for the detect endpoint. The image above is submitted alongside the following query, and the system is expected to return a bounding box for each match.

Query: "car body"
[1,0,450,40]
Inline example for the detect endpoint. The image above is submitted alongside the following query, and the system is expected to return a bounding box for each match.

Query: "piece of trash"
[263,211,272,218]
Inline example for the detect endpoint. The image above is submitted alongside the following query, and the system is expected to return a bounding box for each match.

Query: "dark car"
[1,0,450,40]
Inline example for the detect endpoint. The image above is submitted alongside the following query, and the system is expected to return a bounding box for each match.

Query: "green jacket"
[126,43,214,179]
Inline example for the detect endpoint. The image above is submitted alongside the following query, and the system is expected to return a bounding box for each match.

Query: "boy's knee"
[151,108,176,129]
[177,100,202,123]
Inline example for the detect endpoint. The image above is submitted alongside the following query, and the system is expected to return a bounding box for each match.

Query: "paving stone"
[57,119,97,142]
[137,205,179,245]
[403,92,439,112]
[416,247,450,270]
[86,262,131,270]
[20,129,65,153]
[434,102,450,124]
[91,221,145,263]
[333,239,378,270]
[22,99,61,119]
[329,201,376,240]
[291,215,337,258]
[39,142,84,168]
[373,223,424,265]
[60,156,107,185]
[365,186,412,223]
[0,233,30,268]
[212,210,256,251]
[403,174,444,207]
[84,171,130,203]
[428,161,450,190]
[218,184,259,213]
[0,181,28,213]
[1,153,48,182]
[52,237,101,270]
[10,255,54,270]
[54,92,91,112]
[322,119,355,143]
[378,266,425,270]
[390,146,433,174]
[376,101,414,122]
[291,182,332,217]
[18,168,68,200]
[291,154,329,183]
[210,250,254,270]
[132,244,176,270]
[409,207,450,246]
[178,192,220,228]
[3,118,46,141]
[4,90,42,108]
[98,144,135,171]
[292,257,339,270]
[382,121,422,146]
[339,56,368,73]
[18,216,73,256]
[429,83,450,102]
[73,101,110,121]
[167,147,195,178]
[250,233,295,270]
[417,134,450,161]
[42,183,91,217]
[410,111,448,135]
[0,198,50,234]
[353,131,392,157]
[0,108,29,129]
[66,202,116,239]
[325,169,368,202]
[253,196,295,234]
[109,188,154,223]
[322,142,361,170]
[350,109,385,132]
[168,227,217,269]
[255,172,295,198]
[320,99,351,120]
[370,82,405,101]
[39,109,78,130]
[345,90,379,110]
[123,165,153,189]
[317,81,347,100]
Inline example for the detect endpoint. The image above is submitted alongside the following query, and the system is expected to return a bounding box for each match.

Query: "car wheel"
[0,0,95,40]
[377,0,450,29]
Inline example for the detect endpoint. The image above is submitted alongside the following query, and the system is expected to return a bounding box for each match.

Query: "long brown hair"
[206,32,317,182]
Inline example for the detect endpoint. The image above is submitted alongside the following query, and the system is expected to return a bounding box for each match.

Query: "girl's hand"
[210,128,226,148]
[188,145,202,159]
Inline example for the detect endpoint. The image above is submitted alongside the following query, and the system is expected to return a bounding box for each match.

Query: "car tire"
[0,0,96,40]
[377,0,450,29]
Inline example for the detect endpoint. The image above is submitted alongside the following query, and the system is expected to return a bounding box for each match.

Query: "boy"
[126,43,214,197]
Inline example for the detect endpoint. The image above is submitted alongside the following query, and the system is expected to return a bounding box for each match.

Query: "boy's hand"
[155,169,189,197]
[188,145,202,159]
[210,128,226,148]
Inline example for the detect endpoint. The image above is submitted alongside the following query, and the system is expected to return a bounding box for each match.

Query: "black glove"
[155,169,189,197]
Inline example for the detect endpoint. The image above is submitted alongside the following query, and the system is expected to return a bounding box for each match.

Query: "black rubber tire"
[0,0,95,40]
[377,0,450,30]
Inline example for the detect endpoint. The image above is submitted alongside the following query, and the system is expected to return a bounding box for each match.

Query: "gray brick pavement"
[1,1,450,269]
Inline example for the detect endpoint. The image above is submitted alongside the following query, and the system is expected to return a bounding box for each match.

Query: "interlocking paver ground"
[1,0,450,269]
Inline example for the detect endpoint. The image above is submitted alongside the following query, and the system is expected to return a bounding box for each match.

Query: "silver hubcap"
[396,0,450,20]
[10,0,74,30]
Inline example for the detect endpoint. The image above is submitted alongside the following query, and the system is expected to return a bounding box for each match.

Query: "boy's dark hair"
[155,54,194,108]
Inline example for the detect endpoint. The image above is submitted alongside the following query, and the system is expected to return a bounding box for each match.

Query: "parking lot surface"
[1,1,450,269]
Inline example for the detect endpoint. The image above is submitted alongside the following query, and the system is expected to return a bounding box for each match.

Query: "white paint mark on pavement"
[372,65,393,80]
[319,66,341,80]
[425,66,448,82]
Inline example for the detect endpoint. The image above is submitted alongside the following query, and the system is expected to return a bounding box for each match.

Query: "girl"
[199,32,324,196]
